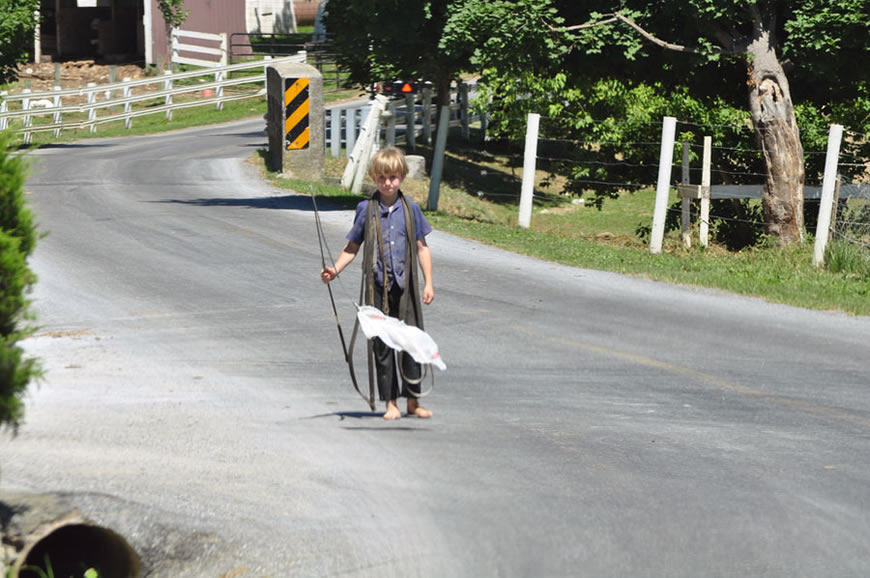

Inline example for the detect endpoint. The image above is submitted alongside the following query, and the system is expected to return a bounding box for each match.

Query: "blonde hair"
[368,147,409,181]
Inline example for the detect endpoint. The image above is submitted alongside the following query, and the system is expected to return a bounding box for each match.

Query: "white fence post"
[345,108,357,158]
[0,92,8,131]
[164,70,173,120]
[22,89,32,145]
[812,124,844,267]
[342,97,386,190]
[171,28,180,68]
[330,107,341,156]
[650,116,677,254]
[699,136,712,248]
[52,86,62,137]
[86,84,97,133]
[219,32,228,66]
[214,69,224,111]
[351,97,388,193]
[518,112,540,229]
[123,78,132,129]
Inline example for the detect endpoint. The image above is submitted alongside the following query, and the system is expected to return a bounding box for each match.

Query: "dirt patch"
[15,60,146,94]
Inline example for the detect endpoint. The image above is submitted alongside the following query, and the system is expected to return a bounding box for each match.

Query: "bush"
[0,130,41,431]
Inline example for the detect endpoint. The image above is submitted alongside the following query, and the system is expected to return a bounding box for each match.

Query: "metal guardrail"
[0,53,306,143]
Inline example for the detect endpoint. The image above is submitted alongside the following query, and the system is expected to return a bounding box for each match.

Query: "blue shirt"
[346,194,432,289]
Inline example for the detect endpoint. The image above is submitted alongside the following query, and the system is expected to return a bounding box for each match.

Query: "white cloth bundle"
[356,305,447,370]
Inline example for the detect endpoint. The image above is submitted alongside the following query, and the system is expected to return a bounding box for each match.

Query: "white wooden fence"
[172,29,228,68]
[519,113,869,263]
[0,54,306,143]
[325,81,481,156]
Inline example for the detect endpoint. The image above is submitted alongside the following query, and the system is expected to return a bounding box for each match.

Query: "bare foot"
[407,399,432,419]
[384,401,401,420]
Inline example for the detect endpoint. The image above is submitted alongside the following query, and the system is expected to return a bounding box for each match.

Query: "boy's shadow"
[304,410,428,431]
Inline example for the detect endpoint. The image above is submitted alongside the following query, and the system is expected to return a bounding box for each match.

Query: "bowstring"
[311,186,355,308]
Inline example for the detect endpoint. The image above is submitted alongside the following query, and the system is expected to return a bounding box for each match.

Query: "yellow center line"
[521,326,870,430]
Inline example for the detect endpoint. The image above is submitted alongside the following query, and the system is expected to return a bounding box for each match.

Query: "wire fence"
[497,112,870,257]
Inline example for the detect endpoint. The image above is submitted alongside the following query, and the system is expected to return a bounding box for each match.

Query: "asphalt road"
[2,119,870,577]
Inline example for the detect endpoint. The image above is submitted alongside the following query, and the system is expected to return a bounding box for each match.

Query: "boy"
[320,147,435,420]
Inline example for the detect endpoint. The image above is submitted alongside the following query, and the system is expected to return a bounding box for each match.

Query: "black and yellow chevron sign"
[284,77,310,150]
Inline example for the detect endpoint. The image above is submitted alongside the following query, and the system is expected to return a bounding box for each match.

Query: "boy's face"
[375,173,404,198]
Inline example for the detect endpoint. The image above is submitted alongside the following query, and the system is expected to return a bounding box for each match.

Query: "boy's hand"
[423,283,435,304]
[321,266,337,283]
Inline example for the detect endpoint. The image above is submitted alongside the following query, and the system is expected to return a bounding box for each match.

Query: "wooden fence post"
[214,69,225,111]
[123,78,132,129]
[52,86,62,137]
[813,124,844,267]
[163,71,173,121]
[22,89,32,144]
[650,116,677,254]
[681,142,691,248]
[86,84,97,133]
[219,32,228,66]
[518,112,540,229]
[0,91,8,131]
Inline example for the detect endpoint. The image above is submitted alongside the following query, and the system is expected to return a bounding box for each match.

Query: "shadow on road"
[153,194,358,212]
[154,195,314,211]
[302,411,434,431]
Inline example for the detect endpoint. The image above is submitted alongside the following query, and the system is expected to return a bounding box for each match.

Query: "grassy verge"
[253,140,870,317]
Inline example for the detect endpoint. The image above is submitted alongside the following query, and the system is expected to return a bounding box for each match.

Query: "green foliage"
[825,239,870,279]
[156,0,190,30]
[0,130,41,431]
[323,0,463,100]
[0,0,39,85]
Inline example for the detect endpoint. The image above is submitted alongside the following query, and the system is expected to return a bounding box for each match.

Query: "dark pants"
[372,283,422,401]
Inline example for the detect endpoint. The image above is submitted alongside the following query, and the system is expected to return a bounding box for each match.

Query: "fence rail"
[0,54,306,143]
[172,29,228,68]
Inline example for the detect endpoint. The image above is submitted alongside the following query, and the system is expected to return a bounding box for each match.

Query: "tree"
[0,0,40,85]
[323,0,465,106]
[442,0,870,246]
[0,130,41,432]
[157,0,191,70]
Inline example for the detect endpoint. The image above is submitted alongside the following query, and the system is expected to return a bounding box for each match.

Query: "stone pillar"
[266,62,324,180]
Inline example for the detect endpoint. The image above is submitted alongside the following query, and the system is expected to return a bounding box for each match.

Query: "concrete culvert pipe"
[13,522,141,578]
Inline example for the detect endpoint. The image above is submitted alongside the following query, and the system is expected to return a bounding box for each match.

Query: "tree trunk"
[744,29,805,245]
